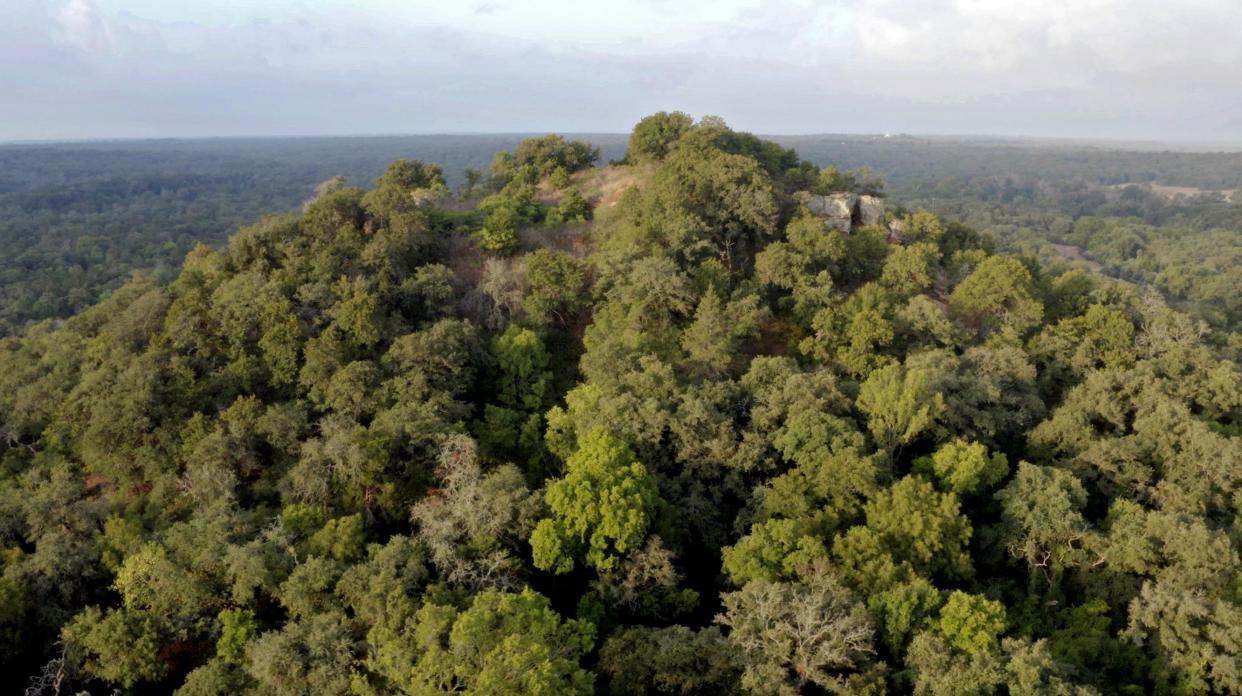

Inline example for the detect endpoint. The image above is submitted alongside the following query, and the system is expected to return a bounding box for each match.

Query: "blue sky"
[5,0,1242,141]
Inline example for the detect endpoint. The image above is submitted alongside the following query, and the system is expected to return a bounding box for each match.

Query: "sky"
[5,0,1242,141]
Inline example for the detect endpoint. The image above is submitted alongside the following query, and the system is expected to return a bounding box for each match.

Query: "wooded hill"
[1,112,1240,695]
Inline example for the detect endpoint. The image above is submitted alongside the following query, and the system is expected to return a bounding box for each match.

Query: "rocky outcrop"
[858,195,884,227]
[885,217,906,244]
[795,191,887,235]
[797,192,856,233]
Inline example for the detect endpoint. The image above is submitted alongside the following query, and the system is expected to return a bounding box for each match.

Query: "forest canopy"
[1,115,1240,695]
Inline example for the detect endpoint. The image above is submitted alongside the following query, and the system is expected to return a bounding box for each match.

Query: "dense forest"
[0,136,629,333]
[5,132,1242,336]
[1,112,1239,694]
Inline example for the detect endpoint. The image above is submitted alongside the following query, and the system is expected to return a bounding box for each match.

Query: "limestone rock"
[797,191,856,233]
[886,217,907,245]
[858,195,885,227]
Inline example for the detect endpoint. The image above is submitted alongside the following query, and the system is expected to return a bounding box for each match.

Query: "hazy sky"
[6,0,1242,141]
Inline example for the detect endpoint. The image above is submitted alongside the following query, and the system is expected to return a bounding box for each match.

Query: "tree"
[462,167,484,197]
[722,518,829,585]
[531,430,660,573]
[994,463,1097,581]
[716,562,875,695]
[1123,581,1242,694]
[837,476,973,584]
[522,249,587,328]
[881,242,940,297]
[407,588,595,695]
[627,111,695,162]
[950,256,1044,337]
[598,625,741,695]
[1003,638,1100,696]
[914,439,1009,497]
[409,435,532,590]
[856,363,945,460]
[906,631,1005,696]
[546,187,591,225]
[937,592,1007,655]
[802,283,897,377]
[62,607,166,689]
[681,289,767,377]
[867,577,943,653]
[478,206,522,256]
[217,608,260,664]
[478,325,553,465]
[244,612,356,696]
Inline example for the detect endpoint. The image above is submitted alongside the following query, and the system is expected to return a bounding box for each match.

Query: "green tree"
[937,591,1007,654]
[244,612,356,696]
[881,242,940,297]
[627,111,695,162]
[856,363,945,460]
[914,439,1009,497]
[722,518,829,585]
[994,463,1097,581]
[950,256,1044,337]
[522,249,587,328]
[478,205,522,256]
[531,430,660,573]
[217,608,259,664]
[408,588,595,695]
[681,289,767,377]
[598,625,741,695]
[837,476,973,584]
[63,607,167,689]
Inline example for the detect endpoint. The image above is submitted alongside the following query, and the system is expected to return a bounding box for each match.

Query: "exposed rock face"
[886,217,906,244]
[797,191,890,235]
[797,192,857,233]
[858,195,885,227]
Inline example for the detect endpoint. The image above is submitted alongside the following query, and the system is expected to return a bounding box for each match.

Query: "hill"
[1,114,1239,695]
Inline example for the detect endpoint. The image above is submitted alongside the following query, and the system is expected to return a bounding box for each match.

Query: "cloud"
[4,0,1242,140]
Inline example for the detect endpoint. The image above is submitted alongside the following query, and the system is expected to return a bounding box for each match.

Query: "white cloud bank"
[4,0,1242,140]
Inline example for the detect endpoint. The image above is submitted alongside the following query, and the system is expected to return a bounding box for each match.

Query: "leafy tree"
[937,591,1007,655]
[521,249,587,328]
[410,435,532,590]
[546,187,592,225]
[478,325,553,466]
[407,588,595,695]
[681,289,767,377]
[906,631,1005,696]
[914,439,1009,497]
[63,607,167,689]
[837,476,973,583]
[881,242,940,297]
[867,577,943,653]
[722,518,829,585]
[478,205,522,256]
[531,430,660,574]
[627,111,695,162]
[217,608,259,664]
[1123,581,1242,694]
[716,562,875,695]
[950,256,1045,337]
[802,283,898,376]
[598,625,741,694]
[244,612,356,696]
[994,463,1097,581]
[856,363,945,459]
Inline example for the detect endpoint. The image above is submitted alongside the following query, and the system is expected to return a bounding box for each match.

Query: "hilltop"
[0,113,1240,695]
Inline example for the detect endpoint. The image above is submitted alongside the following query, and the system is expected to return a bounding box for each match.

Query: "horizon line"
[4,130,1242,153]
